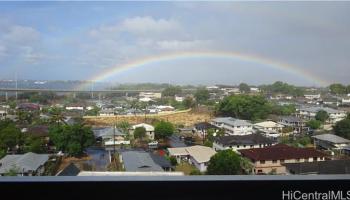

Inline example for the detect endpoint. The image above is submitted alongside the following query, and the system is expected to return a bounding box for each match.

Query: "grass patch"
[175,162,197,175]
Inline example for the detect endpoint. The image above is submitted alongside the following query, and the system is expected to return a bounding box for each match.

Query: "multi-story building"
[211,117,253,135]
[239,144,327,174]
[213,133,276,152]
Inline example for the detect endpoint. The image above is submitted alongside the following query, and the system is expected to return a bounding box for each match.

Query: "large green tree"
[207,150,242,175]
[239,83,250,93]
[49,123,94,157]
[260,81,304,96]
[162,86,182,97]
[216,95,270,121]
[333,118,350,139]
[270,104,296,116]
[133,127,146,139]
[117,121,131,134]
[329,83,347,95]
[194,88,210,104]
[306,120,321,129]
[154,121,174,139]
[24,136,45,153]
[0,120,24,152]
[315,110,329,123]
[182,96,195,109]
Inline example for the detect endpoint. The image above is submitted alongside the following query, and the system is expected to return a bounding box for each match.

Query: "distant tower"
[15,72,18,101]
[91,81,94,99]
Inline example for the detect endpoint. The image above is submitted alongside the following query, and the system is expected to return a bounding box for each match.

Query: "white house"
[130,123,155,140]
[175,96,184,102]
[65,104,84,111]
[139,97,153,102]
[211,117,253,135]
[168,145,216,172]
[250,87,260,93]
[0,108,7,120]
[139,92,161,99]
[342,98,350,105]
[206,86,219,90]
[296,106,346,124]
[156,105,175,112]
[304,94,321,100]
[254,121,284,137]
[213,134,276,152]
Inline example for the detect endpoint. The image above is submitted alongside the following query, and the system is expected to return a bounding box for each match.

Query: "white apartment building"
[211,117,253,135]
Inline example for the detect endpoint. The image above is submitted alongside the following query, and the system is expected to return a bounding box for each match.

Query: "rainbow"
[76,50,329,90]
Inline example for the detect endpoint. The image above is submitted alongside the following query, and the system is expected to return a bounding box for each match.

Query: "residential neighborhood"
[0,81,350,177]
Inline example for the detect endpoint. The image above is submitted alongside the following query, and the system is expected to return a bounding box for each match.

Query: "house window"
[257,170,263,173]
[296,158,300,162]
[229,146,232,148]
[272,160,277,163]
[260,160,265,164]
[243,145,246,148]
[236,145,240,148]
[313,157,317,161]
[280,159,285,163]
[250,145,254,148]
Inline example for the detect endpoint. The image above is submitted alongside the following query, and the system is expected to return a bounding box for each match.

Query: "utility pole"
[113,123,116,156]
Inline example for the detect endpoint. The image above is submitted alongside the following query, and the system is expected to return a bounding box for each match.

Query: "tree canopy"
[306,119,321,130]
[162,86,182,97]
[333,118,350,140]
[154,121,174,139]
[315,110,329,123]
[49,123,94,157]
[216,95,270,121]
[133,127,146,139]
[207,150,242,175]
[194,88,210,104]
[182,96,195,109]
[0,120,24,152]
[329,83,348,95]
[260,81,304,96]
[270,104,296,116]
[239,83,250,93]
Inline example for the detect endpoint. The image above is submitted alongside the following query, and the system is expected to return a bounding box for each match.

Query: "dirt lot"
[84,109,213,127]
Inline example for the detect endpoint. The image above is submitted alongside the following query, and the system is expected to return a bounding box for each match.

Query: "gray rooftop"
[121,151,164,172]
[214,134,274,146]
[93,127,124,139]
[299,106,345,114]
[0,152,49,174]
[212,117,252,127]
[312,134,350,144]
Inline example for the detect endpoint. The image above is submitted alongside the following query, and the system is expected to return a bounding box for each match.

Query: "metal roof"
[0,152,49,174]
[299,106,345,114]
[121,151,164,172]
[312,134,350,144]
[212,117,252,127]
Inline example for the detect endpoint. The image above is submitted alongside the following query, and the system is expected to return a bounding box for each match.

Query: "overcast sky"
[0,1,349,86]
